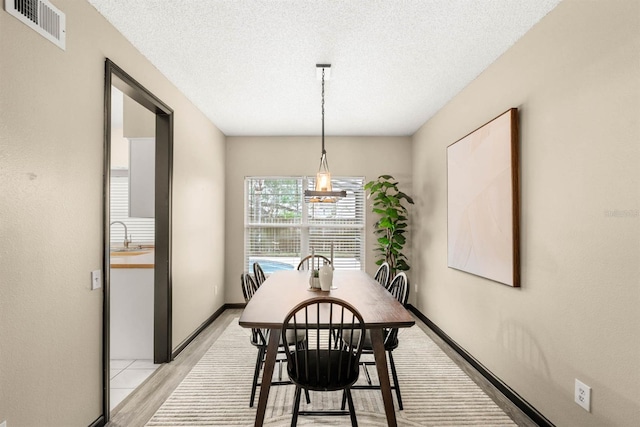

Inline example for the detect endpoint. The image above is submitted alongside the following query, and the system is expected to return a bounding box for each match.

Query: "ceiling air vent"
[5,0,66,50]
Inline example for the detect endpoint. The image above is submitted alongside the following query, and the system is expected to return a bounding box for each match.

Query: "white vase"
[319,263,333,291]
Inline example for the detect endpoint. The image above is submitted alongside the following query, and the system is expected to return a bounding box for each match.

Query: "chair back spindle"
[253,262,266,286]
[384,272,409,347]
[241,272,259,303]
[282,297,365,391]
[241,273,267,347]
[297,254,331,271]
[373,262,391,289]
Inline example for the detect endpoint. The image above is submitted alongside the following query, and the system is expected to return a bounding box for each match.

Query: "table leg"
[254,328,280,427]
[370,327,397,427]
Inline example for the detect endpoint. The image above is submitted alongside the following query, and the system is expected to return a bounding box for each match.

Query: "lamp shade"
[316,171,332,192]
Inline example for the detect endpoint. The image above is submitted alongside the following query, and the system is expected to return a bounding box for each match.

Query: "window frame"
[244,175,366,273]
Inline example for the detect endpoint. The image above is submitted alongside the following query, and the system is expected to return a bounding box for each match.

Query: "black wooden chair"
[281,297,366,426]
[241,273,270,406]
[373,262,391,289]
[241,272,309,408]
[241,272,259,303]
[253,262,266,286]
[296,254,331,270]
[344,272,410,411]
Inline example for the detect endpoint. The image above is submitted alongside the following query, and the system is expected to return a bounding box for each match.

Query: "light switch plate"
[1,419,7,427]
[91,270,102,290]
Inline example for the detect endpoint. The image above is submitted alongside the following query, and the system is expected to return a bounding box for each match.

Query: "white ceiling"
[88,0,561,136]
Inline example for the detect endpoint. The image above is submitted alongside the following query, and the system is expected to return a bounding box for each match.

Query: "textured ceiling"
[88,0,561,136]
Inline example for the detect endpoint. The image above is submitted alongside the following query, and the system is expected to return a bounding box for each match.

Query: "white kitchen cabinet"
[129,137,155,218]
[110,268,154,359]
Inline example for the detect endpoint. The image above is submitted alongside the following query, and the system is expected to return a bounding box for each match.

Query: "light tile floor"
[110,359,160,411]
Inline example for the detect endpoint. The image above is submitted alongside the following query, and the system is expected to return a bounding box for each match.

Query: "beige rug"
[146,319,516,426]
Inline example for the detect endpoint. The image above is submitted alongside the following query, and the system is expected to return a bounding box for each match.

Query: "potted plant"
[309,268,320,289]
[364,175,415,276]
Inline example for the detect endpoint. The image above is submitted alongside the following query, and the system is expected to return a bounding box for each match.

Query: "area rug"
[146,319,515,426]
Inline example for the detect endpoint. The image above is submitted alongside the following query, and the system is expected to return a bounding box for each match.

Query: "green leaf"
[386,208,399,218]
[397,192,415,204]
[396,258,410,269]
[380,174,393,180]
[378,218,393,228]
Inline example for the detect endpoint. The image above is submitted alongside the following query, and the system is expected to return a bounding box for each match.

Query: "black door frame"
[102,59,174,420]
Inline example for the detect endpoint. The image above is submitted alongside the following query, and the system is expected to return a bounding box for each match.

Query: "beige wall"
[225,136,412,303]
[2,0,637,426]
[0,1,225,425]
[123,93,156,138]
[411,1,639,426]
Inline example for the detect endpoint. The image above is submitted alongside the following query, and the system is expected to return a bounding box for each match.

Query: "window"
[245,176,365,274]
[110,170,155,246]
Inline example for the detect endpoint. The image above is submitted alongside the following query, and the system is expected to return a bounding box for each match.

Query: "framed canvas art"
[447,108,520,287]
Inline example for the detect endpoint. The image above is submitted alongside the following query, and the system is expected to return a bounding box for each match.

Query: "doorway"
[102,59,173,421]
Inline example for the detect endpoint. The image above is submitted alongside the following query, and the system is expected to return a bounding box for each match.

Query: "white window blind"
[110,172,155,246]
[245,176,365,274]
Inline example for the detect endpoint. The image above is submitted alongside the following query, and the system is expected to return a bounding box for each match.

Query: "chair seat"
[342,329,397,351]
[287,349,360,391]
[250,328,305,347]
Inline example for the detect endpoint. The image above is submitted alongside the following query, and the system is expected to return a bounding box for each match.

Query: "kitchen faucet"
[110,221,131,248]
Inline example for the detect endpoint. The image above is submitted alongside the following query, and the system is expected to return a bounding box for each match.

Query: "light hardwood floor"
[106,308,538,427]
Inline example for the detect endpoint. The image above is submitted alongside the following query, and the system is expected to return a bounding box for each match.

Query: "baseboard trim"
[88,415,105,427]
[225,302,246,309]
[407,304,554,427]
[171,303,247,358]
[171,304,227,359]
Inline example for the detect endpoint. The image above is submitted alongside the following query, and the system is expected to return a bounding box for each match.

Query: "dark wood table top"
[239,270,415,330]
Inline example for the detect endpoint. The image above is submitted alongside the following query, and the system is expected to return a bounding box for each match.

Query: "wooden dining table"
[239,269,415,427]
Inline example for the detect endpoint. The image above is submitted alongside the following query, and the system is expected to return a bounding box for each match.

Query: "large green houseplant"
[364,175,415,275]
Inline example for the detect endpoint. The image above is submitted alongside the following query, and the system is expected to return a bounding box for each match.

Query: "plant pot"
[309,275,320,289]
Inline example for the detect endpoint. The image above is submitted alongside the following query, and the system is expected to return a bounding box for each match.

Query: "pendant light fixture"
[304,64,346,203]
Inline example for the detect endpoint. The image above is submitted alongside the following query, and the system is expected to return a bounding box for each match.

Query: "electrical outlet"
[91,270,102,290]
[575,379,591,412]
[414,284,418,293]
[214,285,218,296]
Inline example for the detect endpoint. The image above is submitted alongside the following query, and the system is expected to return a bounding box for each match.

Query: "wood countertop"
[110,247,155,269]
